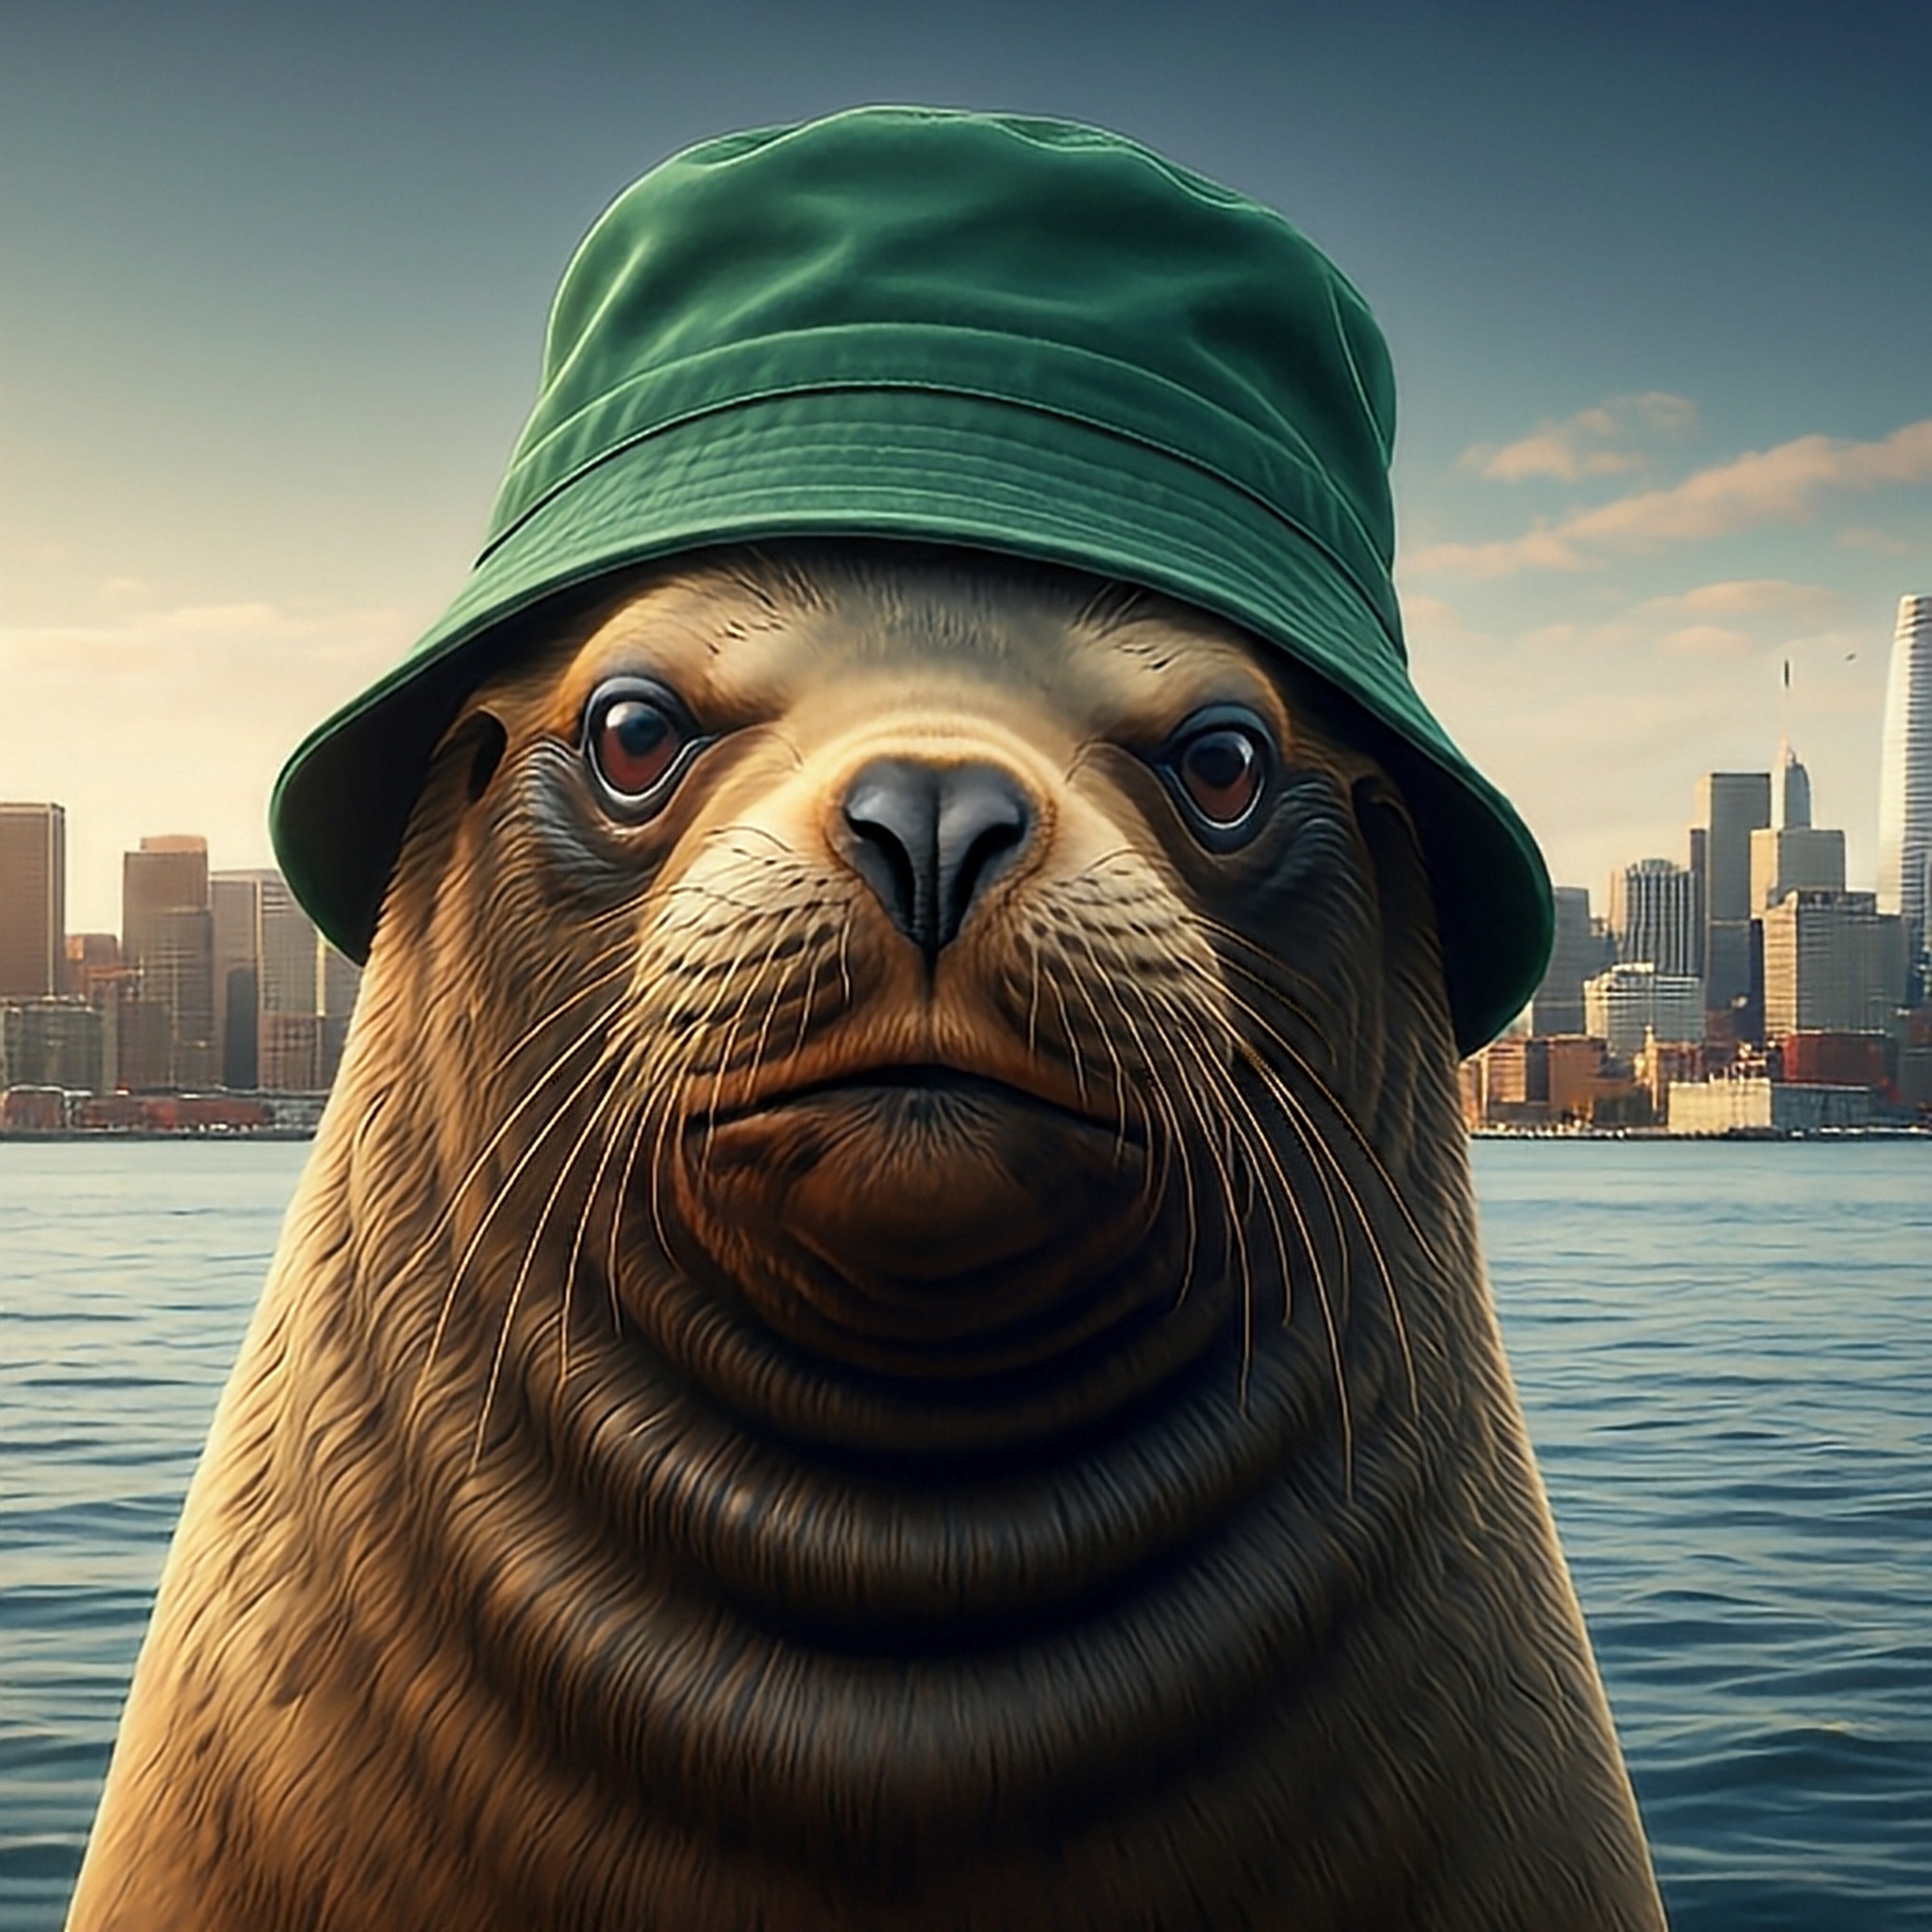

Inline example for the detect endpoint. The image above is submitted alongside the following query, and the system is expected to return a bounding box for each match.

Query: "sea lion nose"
[841,758,1033,959]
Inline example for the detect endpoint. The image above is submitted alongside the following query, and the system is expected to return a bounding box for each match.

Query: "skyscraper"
[1771,738,1812,832]
[1693,771,1771,1013]
[1877,593,1932,989]
[1527,885,1613,1035]
[0,803,66,999]
[210,874,262,1089]
[1751,741,1844,910]
[1761,890,1907,1038]
[1608,858,1702,979]
[123,836,214,1090]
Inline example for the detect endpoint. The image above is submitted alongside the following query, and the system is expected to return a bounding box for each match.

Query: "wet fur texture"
[69,546,1664,1929]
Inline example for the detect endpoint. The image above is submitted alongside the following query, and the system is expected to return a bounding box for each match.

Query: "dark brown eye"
[1176,725,1265,826]
[583,680,701,810]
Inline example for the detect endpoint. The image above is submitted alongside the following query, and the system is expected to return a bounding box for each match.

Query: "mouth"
[694,1063,1141,1146]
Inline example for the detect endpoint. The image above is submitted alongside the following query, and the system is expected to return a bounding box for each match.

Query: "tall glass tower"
[1877,593,1932,995]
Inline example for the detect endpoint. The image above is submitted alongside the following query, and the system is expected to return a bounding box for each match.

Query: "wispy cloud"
[1410,418,1932,578]
[1458,392,1696,483]
[1635,578,1840,624]
[1837,524,1919,558]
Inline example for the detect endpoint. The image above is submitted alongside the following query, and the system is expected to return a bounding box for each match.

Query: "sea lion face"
[403,543,1432,1448]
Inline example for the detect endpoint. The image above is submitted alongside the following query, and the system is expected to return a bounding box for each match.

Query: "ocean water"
[1,1137,1926,1929]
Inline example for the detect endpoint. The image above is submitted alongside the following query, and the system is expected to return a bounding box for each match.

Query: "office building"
[1584,962,1705,1058]
[1693,771,1771,1012]
[1608,858,1702,979]
[258,873,321,1019]
[122,836,208,974]
[89,973,175,1093]
[1528,886,1613,1035]
[64,932,121,998]
[1877,593,1932,988]
[150,907,218,1088]
[0,997,104,1091]
[1770,737,1812,833]
[123,836,214,1088]
[0,803,66,999]
[1751,824,1845,910]
[1761,890,1906,1039]
[1750,740,1845,910]
[210,874,262,1089]
[209,869,328,1092]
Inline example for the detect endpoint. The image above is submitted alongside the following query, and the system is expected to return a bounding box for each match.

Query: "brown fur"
[68,545,1664,1929]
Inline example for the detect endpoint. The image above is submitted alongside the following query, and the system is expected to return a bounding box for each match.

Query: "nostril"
[842,761,940,951]
[937,780,1031,949]
[848,809,924,939]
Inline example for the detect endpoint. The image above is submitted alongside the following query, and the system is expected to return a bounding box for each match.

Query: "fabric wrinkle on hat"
[271,104,1553,1053]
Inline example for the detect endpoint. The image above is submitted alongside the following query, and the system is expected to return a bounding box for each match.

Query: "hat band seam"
[475,384,1404,658]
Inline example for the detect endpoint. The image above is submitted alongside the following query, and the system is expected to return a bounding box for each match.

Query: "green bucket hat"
[272,105,1550,1053]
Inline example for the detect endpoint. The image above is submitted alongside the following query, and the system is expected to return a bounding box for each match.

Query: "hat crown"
[502,108,1398,619]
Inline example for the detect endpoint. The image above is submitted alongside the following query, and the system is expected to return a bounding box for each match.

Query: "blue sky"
[4,0,1928,933]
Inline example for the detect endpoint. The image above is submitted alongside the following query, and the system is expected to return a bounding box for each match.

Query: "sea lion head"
[363,540,1456,1495]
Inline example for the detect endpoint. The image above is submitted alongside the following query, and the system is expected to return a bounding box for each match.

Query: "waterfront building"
[1528,885,1613,1035]
[1760,890,1906,1039]
[1464,1032,1644,1127]
[0,803,66,1000]
[1668,1076,1874,1135]
[0,996,104,1091]
[1584,962,1705,1058]
[1899,1005,1932,1111]
[1877,593,1932,989]
[259,1011,325,1093]
[1608,858,1702,978]
[1779,1031,1890,1091]
[1634,1031,1705,1118]
[1,1086,67,1131]
[1693,771,1771,1013]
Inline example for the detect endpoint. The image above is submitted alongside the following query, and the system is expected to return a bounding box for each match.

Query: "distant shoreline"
[1472,1124,1931,1143]
[0,1127,317,1143]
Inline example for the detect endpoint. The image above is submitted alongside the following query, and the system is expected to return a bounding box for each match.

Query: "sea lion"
[69,542,1664,1929]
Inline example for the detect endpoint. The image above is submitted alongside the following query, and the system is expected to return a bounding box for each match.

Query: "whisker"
[408,1031,623,1423]
[399,983,627,1306]
[1211,958,1440,1271]
[475,1065,632,1465]
[1174,945,1419,1418]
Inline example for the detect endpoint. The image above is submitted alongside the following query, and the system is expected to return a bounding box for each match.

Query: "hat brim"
[272,388,1549,1053]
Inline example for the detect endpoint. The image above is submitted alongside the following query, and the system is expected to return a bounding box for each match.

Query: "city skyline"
[4,664,1907,990]
[4,4,1930,932]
